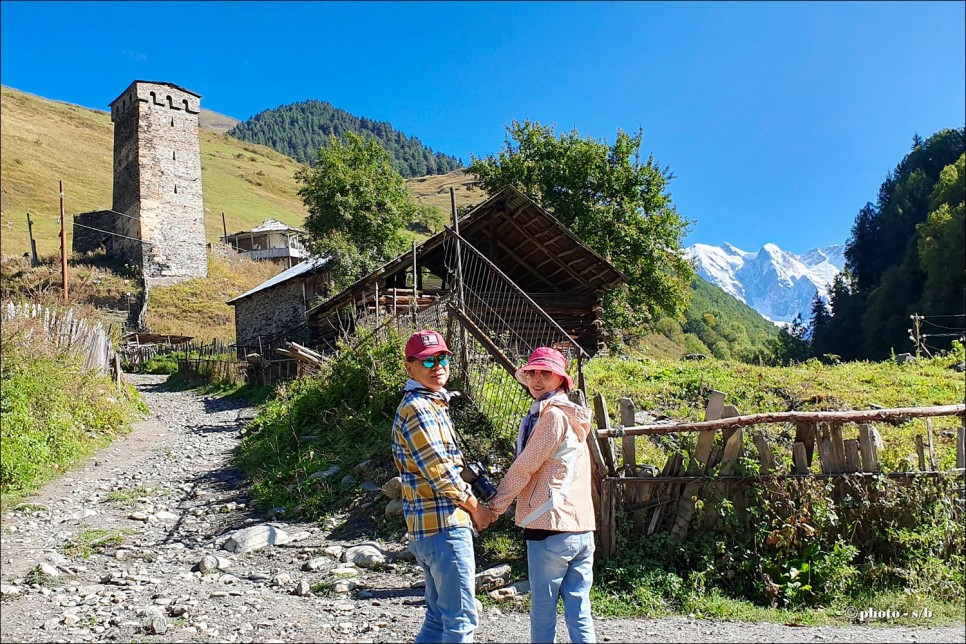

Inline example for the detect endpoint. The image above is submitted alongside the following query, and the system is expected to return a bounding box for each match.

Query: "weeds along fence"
[176,338,249,386]
[587,390,966,560]
[2,300,121,386]
[119,332,192,370]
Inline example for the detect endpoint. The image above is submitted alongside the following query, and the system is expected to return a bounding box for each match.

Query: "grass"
[1,85,485,259]
[233,331,963,625]
[62,528,128,558]
[144,252,282,341]
[582,351,965,470]
[1,251,143,330]
[1,85,309,258]
[23,565,61,587]
[0,304,146,512]
[102,486,153,505]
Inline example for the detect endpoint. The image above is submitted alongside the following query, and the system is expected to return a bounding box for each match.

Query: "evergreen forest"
[227,99,462,178]
[803,128,965,361]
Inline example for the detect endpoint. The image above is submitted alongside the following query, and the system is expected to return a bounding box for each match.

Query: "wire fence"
[440,229,589,437]
[911,313,966,357]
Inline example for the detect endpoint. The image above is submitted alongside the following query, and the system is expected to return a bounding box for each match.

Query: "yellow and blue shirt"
[391,381,474,540]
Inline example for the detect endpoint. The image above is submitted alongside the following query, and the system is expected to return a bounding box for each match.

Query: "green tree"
[770,314,811,366]
[296,132,416,288]
[829,128,965,359]
[807,292,834,360]
[917,154,965,318]
[468,120,695,344]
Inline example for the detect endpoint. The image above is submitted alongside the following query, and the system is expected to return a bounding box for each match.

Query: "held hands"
[470,504,497,532]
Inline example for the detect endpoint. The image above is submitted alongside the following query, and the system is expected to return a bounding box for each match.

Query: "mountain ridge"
[227,99,462,178]
[686,241,845,324]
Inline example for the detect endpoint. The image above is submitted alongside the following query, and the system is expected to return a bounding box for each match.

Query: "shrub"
[0,307,143,510]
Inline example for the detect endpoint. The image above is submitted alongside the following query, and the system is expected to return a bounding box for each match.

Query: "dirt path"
[1,374,963,643]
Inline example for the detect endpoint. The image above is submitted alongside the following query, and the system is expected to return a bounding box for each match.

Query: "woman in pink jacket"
[488,347,597,643]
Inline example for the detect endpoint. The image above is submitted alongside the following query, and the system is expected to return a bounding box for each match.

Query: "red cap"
[405,330,451,360]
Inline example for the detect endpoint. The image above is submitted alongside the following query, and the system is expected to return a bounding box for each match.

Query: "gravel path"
[1,374,963,643]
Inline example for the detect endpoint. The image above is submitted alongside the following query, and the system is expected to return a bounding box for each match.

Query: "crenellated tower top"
[109,80,201,121]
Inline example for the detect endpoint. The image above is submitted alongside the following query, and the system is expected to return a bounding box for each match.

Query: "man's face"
[405,352,451,392]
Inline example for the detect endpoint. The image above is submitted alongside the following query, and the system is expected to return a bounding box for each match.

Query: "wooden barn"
[305,186,626,364]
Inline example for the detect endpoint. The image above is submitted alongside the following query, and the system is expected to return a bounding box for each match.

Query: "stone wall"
[109,81,207,284]
[72,211,117,254]
[233,280,308,355]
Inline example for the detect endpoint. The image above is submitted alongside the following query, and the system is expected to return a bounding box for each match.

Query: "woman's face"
[523,369,565,399]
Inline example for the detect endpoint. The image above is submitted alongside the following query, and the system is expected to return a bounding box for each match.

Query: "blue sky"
[2,1,963,255]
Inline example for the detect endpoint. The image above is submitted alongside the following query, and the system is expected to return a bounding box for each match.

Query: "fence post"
[668,391,727,540]
[858,423,880,472]
[618,397,637,475]
[792,443,809,474]
[915,435,926,471]
[592,393,618,477]
[957,426,965,470]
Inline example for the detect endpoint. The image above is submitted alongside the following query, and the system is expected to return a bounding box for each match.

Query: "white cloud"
[122,50,148,62]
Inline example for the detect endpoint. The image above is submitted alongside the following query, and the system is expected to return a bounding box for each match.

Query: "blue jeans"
[527,531,596,643]
[408,526,478,643]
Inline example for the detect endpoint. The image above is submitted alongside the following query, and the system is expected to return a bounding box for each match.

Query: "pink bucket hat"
[515,347,573,392]
[405,330,452,360]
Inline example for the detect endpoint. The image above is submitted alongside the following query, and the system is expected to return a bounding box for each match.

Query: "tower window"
[174,185,178,194]
[172,151,176,160]
[171,117,175,127]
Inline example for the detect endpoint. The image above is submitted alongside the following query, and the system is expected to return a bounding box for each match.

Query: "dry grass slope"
[1,85,488,260]
[1,86,306,258]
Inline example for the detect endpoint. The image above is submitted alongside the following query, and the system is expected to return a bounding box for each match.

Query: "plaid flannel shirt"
[391,382,473,540]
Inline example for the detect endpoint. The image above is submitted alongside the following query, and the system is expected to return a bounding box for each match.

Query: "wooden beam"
[494,212,595,288]
[490,238,558,290]
[595,404,966,438]
[445,303,518,378]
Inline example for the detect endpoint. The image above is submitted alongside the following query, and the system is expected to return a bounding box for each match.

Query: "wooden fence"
[584,390,966,559]
[2,301,122,387]
[175,338,247,385]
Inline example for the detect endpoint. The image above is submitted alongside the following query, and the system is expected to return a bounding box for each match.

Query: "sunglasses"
[410,355,451,369]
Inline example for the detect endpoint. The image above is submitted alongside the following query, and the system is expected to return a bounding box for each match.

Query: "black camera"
[461,461,497,502]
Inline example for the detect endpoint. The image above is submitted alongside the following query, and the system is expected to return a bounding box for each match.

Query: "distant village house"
[221,218,309,269]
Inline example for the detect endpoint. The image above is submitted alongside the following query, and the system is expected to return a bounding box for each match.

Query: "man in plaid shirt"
[392,329,495,643]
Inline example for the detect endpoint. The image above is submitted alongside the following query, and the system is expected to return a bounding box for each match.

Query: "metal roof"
[225,218,306,238]
[226,255,332,305]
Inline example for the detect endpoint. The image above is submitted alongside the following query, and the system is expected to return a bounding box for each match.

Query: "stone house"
[227,256,332,356]
[221,218,309,269]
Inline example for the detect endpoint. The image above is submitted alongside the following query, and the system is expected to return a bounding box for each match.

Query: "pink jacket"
[490,399,596,532]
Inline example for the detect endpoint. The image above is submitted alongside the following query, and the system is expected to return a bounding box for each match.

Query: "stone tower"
[108,80,207,284]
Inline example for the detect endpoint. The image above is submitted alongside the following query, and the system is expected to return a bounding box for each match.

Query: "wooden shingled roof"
[306,185,626,318]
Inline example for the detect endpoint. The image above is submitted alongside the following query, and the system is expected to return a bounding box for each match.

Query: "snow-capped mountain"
[685,242,845,324]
